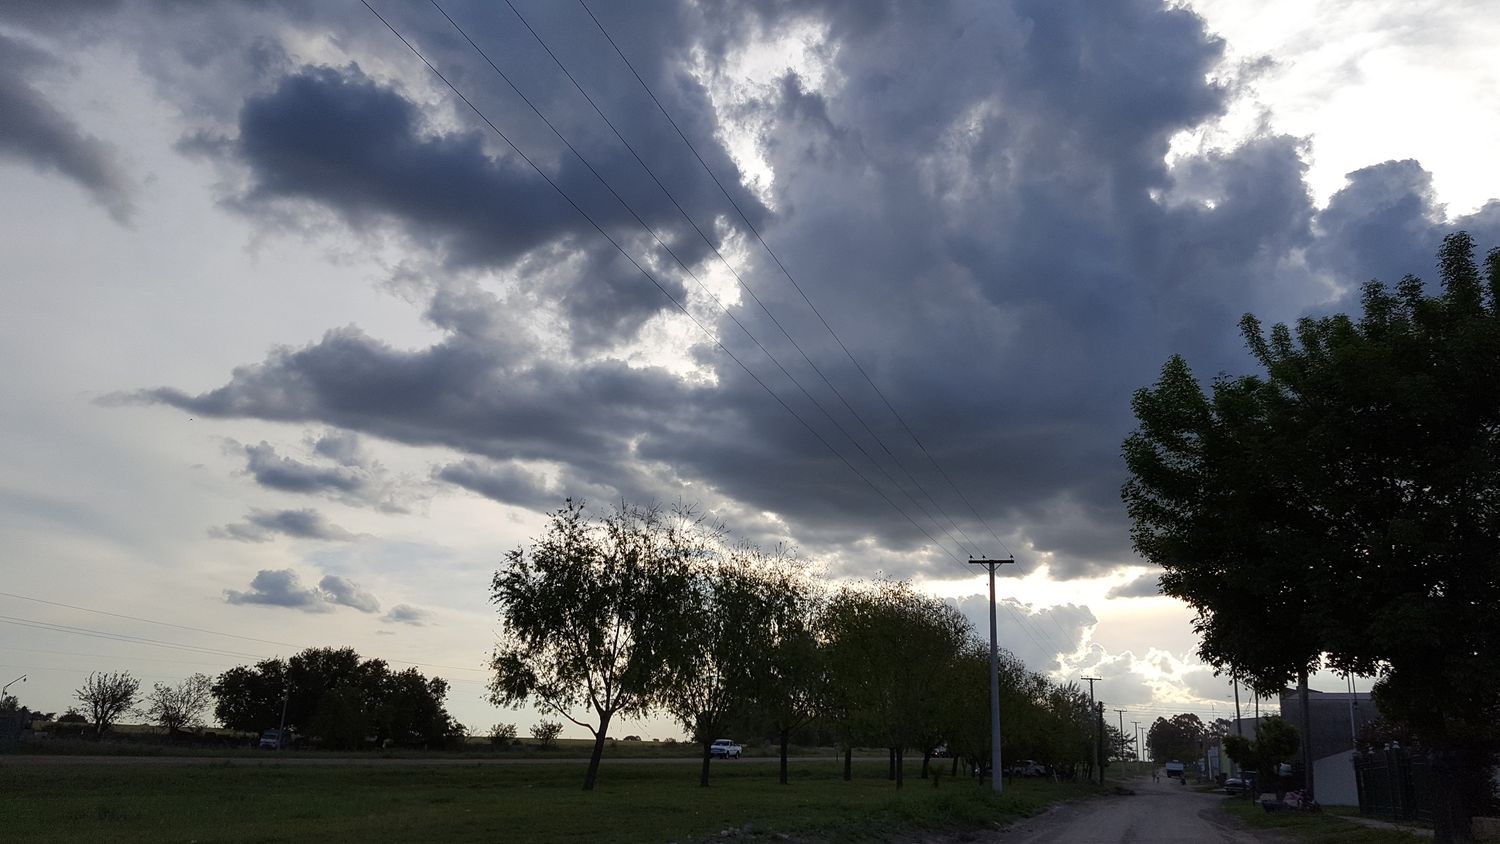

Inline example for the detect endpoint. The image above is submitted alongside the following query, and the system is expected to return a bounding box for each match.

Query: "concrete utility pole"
[1114,709,1126,764]
[1133,721,1142,773]
[969,556,1015,794]
[1081,676,1101,783]
[1234,676,1243,736]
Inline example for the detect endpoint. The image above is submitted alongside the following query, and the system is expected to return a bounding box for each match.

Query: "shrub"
[530,720,563,749]
[489,723,518,747]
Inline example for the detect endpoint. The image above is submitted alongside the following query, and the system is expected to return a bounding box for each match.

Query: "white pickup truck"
[709,738,742,759]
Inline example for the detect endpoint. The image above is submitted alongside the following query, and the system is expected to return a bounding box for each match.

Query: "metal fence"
[1354,748,1434,823]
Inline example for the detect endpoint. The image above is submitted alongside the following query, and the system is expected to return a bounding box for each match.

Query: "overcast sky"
[2,0,1496,737]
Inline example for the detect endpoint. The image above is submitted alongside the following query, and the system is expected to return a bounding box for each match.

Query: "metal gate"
[1354,748,1434,823]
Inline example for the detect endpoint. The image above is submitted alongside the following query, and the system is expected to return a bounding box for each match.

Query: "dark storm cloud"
[435,460,555,512]
[312,431,365,466]
[232,66,587,269]
[382,604,431,626]
[224,569,330,612]
[318,575,381,613]
[0,0,122,33]
[237,440,410,513]
[951,594,1096,672]
[211,508,359,543]
[137,304,699,511]
[1106,572,1161,600]
[0,33,133,222]
[122,0,1499,580]
[1310,160,1500,302]
[223,569,384,613]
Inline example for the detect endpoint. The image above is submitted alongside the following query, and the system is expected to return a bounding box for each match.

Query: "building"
[1280,687,1378,805]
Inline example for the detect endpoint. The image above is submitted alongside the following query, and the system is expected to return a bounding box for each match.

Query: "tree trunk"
[888,747,896,781]
[950,755,959,778]
[779,729,790,785]
[843,746,852,781]
[699,741,713,787]
[895,746,905,788]
[921,749,931,779]
[582,711,612,791]
[1432,747,1476,843]
[1297,668,1314,802]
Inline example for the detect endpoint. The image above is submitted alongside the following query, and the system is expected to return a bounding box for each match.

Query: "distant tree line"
[51,648,463,750]
[491,499,1109,791]
[213,646,463,749]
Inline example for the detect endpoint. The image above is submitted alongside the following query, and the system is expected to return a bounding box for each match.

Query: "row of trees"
[213,647,463,749]
[63,646,463,750]
[1123,232,1500,841]
[491,499,1106,791]
[70,670,211,740]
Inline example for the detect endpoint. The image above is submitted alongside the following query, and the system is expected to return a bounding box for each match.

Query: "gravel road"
[993,776,1281,844]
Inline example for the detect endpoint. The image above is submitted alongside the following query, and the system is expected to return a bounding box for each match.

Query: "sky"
[2,0,1497,739]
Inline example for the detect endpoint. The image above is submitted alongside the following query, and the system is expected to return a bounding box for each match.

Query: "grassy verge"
[8,735,885,760]
[0,757,1100,843]
[1219,796,1429,843]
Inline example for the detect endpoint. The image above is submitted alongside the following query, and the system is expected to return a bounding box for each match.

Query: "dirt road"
[995,775,1278,844]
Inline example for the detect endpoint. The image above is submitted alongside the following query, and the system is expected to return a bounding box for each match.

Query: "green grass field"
[1218,795,1430,843]
[0,757,1099,843]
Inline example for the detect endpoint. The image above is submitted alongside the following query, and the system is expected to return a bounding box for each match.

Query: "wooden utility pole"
[969,556,1015,793]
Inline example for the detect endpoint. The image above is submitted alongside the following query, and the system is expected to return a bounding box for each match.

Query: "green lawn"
[0,758,1099,843]
[1219,796,1429,843]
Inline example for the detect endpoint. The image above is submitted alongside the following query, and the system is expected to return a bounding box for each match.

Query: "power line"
[0,592,488,675]
[359,0,968,566]
[1,616,267,660]
[425,0,976,562]
[484,0,984,560]
[575,0,1015,556]
[0,590,297,649]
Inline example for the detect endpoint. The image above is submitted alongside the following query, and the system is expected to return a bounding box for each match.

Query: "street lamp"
[3,674,26,697]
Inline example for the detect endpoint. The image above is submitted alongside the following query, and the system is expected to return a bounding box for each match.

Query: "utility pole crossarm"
[969,556,1015,794]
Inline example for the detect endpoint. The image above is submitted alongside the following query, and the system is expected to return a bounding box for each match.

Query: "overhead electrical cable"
[575,0,1016,556]
[425,0,974,561]
[483,0,984,559]
[359,0,967,566]
[0,591,488,675]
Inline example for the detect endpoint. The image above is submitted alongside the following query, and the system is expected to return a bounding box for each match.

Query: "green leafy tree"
[1124,232,1500,841]
[815,581,970,788]
[659,545,788,787]
[748,565,823,785]
[212,658,289,732]
[490,500,698,791]
[141,673,213,736]
[213,648,457,749]
[1147,713,1204,765]
[75,671,140,739]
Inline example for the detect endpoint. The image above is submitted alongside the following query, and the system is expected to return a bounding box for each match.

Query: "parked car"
[709,738,742,759]
[258,728,294,750]
[1005,760,1048,777]
[1224,776,1253,795]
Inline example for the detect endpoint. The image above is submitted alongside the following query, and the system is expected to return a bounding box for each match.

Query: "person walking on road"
[1152,768,1159,783]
